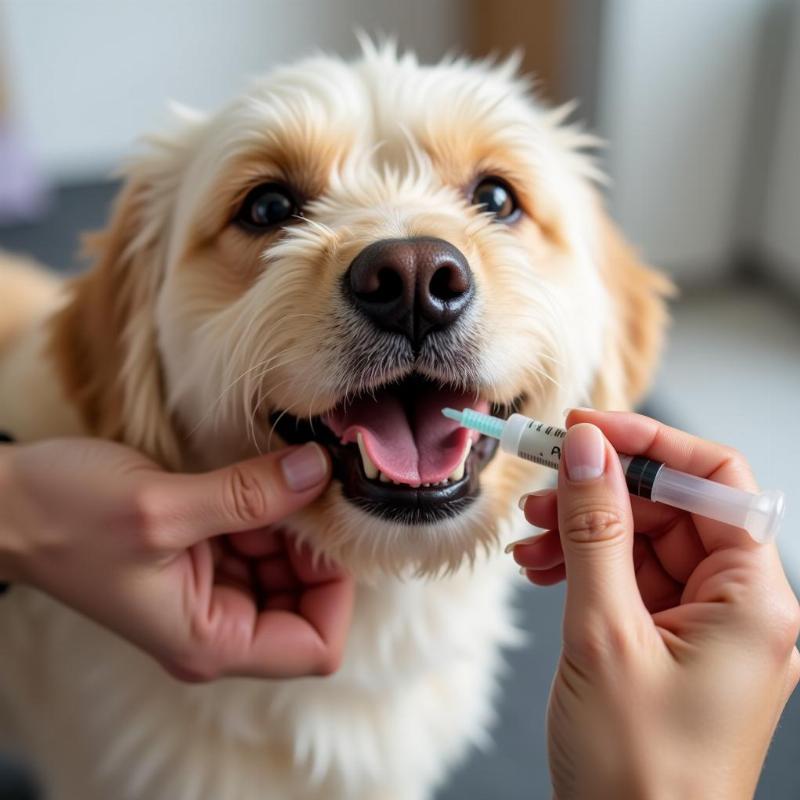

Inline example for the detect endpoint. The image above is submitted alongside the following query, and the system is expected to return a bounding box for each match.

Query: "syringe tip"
[441,407,463,423]
[441,407,506,440]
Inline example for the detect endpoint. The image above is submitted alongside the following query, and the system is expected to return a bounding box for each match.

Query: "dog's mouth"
[272,375,520,524]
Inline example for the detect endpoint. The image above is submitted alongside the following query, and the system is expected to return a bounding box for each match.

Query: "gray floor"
[1,183,798,799]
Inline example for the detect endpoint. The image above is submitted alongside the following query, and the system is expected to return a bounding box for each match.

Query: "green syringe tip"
[441,407,505,440]
[441,407,463,423]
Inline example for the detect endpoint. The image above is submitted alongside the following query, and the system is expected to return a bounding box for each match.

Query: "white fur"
[0,41,622,800]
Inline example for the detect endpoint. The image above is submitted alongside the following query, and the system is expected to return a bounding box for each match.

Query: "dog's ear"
[590,204,674,410]
[49,137,194,467]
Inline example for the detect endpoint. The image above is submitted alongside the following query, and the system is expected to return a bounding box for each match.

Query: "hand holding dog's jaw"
[0,436,358,681]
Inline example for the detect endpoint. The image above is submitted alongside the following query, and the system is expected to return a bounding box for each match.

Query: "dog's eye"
[471,178,519,221]
[235,183,298,230]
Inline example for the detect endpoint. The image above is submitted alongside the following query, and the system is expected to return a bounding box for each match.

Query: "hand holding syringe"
[442,408,785,543]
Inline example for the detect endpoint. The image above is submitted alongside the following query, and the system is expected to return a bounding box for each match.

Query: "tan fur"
[48,181,183,467]
[591,204,674,409]
[0,44,670,800]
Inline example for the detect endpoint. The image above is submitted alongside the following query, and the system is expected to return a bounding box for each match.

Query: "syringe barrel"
[650,466,785,543]
[500,414,565,470]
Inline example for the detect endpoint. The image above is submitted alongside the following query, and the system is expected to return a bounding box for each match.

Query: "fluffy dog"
[0,41,669,800]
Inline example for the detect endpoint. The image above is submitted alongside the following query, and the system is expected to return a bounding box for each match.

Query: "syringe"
[442,408,785,544]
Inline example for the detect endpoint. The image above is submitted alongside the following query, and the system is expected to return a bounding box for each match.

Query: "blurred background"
[0,0,798,797]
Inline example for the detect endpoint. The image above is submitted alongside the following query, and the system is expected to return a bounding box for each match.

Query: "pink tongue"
[322,386,489,487]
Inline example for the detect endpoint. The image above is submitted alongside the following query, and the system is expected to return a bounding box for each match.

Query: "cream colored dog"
[0,41,669,800]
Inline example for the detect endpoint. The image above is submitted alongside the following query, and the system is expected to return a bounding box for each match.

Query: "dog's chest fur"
[0,552,521,800]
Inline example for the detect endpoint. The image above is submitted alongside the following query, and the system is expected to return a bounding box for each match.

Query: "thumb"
[154,443,331,545]
[557,423,647,646]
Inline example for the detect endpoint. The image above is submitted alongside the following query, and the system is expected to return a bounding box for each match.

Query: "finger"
[263,593,298,613]
[147,443,331,546]
[556,424,650,648]
[228,527,283,558]
[520,490,708,586]
[216,553,252,587]
[523,564,566,586]
[239,576,355,678]
[255,555,301,593]
[521,489,558,529]
[566,409,759,553]
[565,409,758,491]
[512,530,564,570]
[513,527,685,612]
[647,515,707,585]
[525,482,698,546]
[633,539,683,613]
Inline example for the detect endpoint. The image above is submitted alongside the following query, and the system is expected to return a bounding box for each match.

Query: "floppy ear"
[590,205,674,410]
[48,149,188,468]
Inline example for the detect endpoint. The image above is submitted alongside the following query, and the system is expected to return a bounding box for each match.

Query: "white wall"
[597,0,768,282]
[760,5,800,294]
[2,0,464,180]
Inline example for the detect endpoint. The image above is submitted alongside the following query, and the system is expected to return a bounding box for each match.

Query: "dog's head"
[52,42,670,575]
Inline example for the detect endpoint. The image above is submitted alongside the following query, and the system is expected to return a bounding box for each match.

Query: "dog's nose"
[347,237,474,344]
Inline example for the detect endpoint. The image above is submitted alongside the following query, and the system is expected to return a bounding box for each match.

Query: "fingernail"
[563,406,592,418]
[564,424,605,481]
[281,443,329,491]
[517,489,554,510]
[504,533,545,554]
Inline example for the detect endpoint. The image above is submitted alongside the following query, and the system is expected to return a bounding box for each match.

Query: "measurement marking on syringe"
[520,453,560,468]
[527,420,566,439]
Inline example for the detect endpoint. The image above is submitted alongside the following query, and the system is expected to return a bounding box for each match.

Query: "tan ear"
[590,206,675,410]
[48,173,183,467]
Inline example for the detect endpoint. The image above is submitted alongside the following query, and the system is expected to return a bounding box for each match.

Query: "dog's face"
[53,44,670,575]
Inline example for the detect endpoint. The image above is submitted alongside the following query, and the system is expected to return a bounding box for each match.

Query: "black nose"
[346,237,474,345]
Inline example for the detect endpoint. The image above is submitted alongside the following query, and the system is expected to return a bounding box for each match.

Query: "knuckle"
[562,504,627,544]
[720,446,757,486]
[723,445,746,468]
[224,465,269,525]
[130,485,170,551]
[564,616,635,671]
[565,631,616,673]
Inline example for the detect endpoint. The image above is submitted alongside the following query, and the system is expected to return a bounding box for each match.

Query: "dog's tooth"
[356,433,379,479]
[447,439,472,482]
[379,472,390,483]
[448,461,466,482]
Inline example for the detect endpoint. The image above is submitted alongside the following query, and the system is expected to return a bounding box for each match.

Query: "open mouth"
[271,375,519,524]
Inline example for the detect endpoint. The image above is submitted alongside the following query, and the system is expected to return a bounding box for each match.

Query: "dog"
[0,40,670,800]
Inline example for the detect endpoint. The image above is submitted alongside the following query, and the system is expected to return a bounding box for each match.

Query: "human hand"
[511,410,800,800]
[0,438,353,681]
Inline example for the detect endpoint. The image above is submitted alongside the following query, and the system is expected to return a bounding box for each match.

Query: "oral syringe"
[442,408,785,544]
